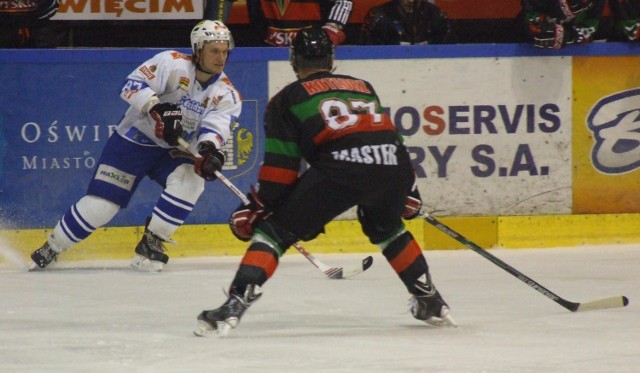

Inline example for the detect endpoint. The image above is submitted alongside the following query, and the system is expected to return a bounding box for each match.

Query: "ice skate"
[410,274,457,327]
[194,284,262,337]
[130,221,169,272]
[29,242,59,270]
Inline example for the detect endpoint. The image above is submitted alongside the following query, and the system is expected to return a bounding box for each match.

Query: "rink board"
[2,213,639,263]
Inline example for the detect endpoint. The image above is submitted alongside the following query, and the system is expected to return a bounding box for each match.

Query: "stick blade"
[575,296,629,312]
[326,256,374,280]
[361,255,373,271]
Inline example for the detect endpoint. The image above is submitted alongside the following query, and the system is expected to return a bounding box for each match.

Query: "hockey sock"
[50,195,119,252]
[231,242,279,294]
[149,190,196,240]
[381,231,430,294]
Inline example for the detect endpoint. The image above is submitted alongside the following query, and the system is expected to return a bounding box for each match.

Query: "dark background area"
[54,17,526,48]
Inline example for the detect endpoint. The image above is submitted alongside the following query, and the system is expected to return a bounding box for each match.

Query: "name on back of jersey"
[331,144,398,165]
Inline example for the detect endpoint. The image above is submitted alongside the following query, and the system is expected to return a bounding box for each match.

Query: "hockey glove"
[569,24,596,44]
[617,19,640,40]
[528,14,565,49]
[149,103,183,146]
[402,182,422,220]
[322,23,346,45]
[229,186,266,241]
[194,141,225,181]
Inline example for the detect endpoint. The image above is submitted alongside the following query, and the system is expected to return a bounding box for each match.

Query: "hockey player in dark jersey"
[609,0,640,41]
[519,0,605,48]
[0,0,65,47]
[247,0,352,46]
[360,0,454,45]
[194,27,455,337]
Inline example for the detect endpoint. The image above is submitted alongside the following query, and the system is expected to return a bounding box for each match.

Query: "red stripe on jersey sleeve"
[259,165,299,185]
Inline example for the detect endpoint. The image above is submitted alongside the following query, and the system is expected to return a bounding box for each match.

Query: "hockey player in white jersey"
[30,20,242,271]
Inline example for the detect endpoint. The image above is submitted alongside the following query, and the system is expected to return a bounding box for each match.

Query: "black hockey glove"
[528,14,565,49]
[402,182,422,220]
[194,141,225,181]
[149,103,183,146]
[617,19,640,40]
[229,186,266,241]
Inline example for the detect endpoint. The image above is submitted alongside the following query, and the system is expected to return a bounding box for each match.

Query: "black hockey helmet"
[291,27,333,58]
[290,27,334,75]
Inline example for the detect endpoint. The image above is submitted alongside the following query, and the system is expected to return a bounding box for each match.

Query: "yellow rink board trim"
[1,214,638,263]
[498,213,640,248]
[423,216,497,250]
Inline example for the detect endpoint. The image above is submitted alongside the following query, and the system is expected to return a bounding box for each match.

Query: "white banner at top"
[52,0,203,20]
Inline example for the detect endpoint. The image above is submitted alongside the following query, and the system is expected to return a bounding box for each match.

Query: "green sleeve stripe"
[265,138,301,157]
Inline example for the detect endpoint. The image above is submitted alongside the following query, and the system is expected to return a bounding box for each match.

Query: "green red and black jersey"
[258,71,407,207]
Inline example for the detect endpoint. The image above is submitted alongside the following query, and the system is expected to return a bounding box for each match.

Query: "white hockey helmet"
[190,20,234,54]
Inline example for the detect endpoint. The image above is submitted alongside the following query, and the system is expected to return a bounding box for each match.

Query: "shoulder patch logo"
[139,65,155,80]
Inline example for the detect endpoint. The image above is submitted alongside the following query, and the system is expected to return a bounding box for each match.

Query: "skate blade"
[193,320,216,337]
[28,261,42,272]
[425,314,458,328]
[130,254,163,272]
[216,322,232,337]
[28,259,54,272]
[193,320,233,338]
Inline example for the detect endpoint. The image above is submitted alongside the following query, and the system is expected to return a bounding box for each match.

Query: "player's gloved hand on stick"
[229,186,266,241]
[149,103,183,146]
[402,182,422,220]
[194,141,225,181]
[322,22,346,45]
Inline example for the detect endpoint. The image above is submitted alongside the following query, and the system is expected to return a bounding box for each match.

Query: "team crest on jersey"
[276,0,291,16]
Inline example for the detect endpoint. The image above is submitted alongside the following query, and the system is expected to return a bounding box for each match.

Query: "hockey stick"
[177,138,373,279]
[420,212,629,312]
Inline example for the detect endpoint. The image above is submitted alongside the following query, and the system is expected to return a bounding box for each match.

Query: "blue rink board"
[0,42,638,229]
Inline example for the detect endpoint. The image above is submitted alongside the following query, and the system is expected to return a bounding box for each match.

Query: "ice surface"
[1,244,638,373]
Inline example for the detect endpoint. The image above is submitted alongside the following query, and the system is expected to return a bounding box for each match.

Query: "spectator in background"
[360,0,454,45]
[204,0,235,23]
[246,0,353,46]
[519,0,606,49]
[0,0,66,48]
[609,0,640,41]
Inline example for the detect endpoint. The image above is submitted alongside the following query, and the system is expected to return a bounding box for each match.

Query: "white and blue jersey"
[43,49,244,257]
[117,50,241,154]
[86,50,242,208]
